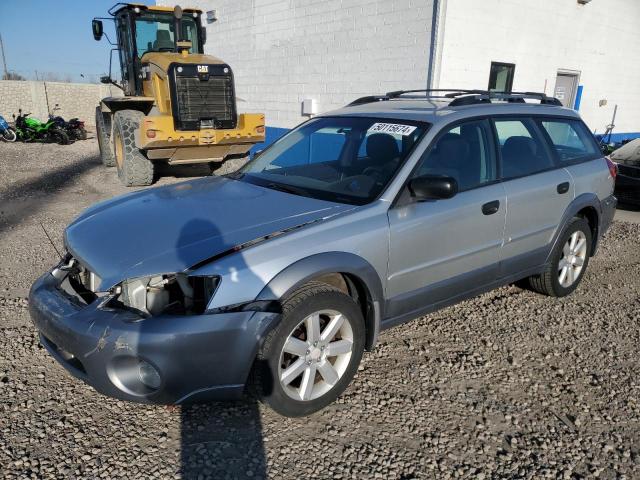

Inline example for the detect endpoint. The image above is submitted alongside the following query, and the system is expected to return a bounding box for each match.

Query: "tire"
[527,217,592,297]
[95,107,115,167]
[76,128,88,141]
[50,128,70,145]
[112,110,154,187]
[1,128,17,142]
[250,281,365,417]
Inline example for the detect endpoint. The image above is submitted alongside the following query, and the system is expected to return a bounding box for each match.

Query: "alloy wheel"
[278,309,354,401]
[558,230,587,287]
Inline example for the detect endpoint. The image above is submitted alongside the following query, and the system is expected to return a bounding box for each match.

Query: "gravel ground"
[1,139,639,479]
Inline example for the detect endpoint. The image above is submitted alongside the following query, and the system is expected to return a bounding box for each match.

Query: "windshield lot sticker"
[368,123,417,136]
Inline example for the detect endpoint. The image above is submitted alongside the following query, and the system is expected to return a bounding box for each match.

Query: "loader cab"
[96,4,206,96]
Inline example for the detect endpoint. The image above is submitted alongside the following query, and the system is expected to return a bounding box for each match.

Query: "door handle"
[557,182,570,194]
[481,200,500,215]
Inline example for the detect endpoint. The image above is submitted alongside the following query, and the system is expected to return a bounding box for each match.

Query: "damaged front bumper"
[29,272,278,404]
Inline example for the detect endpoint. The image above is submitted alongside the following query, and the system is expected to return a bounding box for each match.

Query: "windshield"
[237,117,428,205]
[135,12,200,57]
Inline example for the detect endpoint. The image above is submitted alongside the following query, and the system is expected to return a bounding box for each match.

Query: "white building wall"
[435,0,640,137]
[161,0,435,130]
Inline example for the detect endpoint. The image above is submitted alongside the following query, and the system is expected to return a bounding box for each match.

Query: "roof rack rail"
[385,89,486,98]
[448,91,563,107]
[346,89,563,107]
[347,95,390,107]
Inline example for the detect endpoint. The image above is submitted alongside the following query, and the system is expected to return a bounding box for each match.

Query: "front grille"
[172,64,237,131]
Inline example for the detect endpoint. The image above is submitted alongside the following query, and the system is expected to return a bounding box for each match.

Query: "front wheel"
[250,281,365,417]
[1,128,17,142]
[96,107,115,167]
[527,217,592,297]
[113,110,154,186]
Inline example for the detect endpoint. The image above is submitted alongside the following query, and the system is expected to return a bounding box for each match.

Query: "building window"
[488,62,515,92]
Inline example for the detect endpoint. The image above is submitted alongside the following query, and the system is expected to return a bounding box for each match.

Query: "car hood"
[64,176,352,290]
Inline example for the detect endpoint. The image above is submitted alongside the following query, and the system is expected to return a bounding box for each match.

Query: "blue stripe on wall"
[573,85,583,111]
[595,132,640,144]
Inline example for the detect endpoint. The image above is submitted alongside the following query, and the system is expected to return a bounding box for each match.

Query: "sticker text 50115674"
[368,123,417,136]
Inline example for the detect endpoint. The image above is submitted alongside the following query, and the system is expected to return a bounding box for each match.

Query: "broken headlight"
[113,274,219,317]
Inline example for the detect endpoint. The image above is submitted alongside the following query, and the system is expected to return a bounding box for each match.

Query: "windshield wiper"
[266,182,310,197]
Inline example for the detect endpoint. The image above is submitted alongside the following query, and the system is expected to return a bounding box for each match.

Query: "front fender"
[256,252,384,349]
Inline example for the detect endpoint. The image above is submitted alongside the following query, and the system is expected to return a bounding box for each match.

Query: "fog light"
[138,360,161,389]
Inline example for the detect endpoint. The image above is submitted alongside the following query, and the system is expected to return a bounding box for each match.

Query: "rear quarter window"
[538,119,600,162]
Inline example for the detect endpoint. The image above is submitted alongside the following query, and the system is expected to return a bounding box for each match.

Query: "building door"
[554,72,579,108]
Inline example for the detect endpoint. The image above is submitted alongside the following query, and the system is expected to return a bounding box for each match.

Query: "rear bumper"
[138,113,265,152]
[29,272,278,404]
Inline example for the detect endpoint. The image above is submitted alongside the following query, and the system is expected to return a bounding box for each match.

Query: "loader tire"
[112,110,154,187]
[95,107,115,167]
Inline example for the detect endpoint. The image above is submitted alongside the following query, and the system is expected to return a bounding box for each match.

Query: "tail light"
[78,121,85,127]
[605,156,617,179]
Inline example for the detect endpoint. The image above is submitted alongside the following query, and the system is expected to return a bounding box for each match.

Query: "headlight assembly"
[114,274,220,317]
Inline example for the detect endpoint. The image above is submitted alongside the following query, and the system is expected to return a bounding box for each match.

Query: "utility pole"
[0,33,8,80]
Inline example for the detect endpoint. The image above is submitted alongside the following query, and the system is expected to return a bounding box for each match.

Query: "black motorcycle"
[49,104,88,141]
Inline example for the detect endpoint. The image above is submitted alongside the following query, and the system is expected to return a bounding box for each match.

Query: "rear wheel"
[96,107,115,167]
[250,281,365,417]
[75,128,88,141]
[527,217,592,297]
[112,110,154,187]
[50,128,70,145]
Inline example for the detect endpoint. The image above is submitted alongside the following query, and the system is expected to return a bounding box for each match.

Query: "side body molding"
[256,252,385,350]
[545,192,602,263]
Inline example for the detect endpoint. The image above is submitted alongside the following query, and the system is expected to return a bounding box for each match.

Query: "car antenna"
[40,222,63,260]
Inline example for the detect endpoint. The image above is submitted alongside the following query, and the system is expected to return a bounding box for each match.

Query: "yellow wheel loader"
[92,3,265,186]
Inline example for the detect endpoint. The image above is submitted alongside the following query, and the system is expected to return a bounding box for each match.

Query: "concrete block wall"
[0,80,121,126]
[436,0,640,139]
[160,0,435,130]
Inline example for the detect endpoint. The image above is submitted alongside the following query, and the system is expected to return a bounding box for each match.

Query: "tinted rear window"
[539,119,600,162]
[494,118,554,179]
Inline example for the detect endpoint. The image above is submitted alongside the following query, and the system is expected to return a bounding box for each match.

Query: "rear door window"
[538,119,600,162]
[494,118,555,179]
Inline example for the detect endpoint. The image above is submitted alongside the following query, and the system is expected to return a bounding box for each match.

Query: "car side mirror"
[100,75,112,84]
[408,175,458,200]
[92,19,104,41]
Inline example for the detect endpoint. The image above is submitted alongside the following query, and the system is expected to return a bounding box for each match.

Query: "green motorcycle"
[13,110,70,144]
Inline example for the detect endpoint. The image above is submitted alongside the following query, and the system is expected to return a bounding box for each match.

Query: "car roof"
[322,97,582,126]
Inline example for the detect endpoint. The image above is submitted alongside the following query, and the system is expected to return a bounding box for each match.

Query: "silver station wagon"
[29,89,617,417]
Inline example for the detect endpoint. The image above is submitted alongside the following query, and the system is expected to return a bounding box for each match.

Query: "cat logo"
[197,65,209,73]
